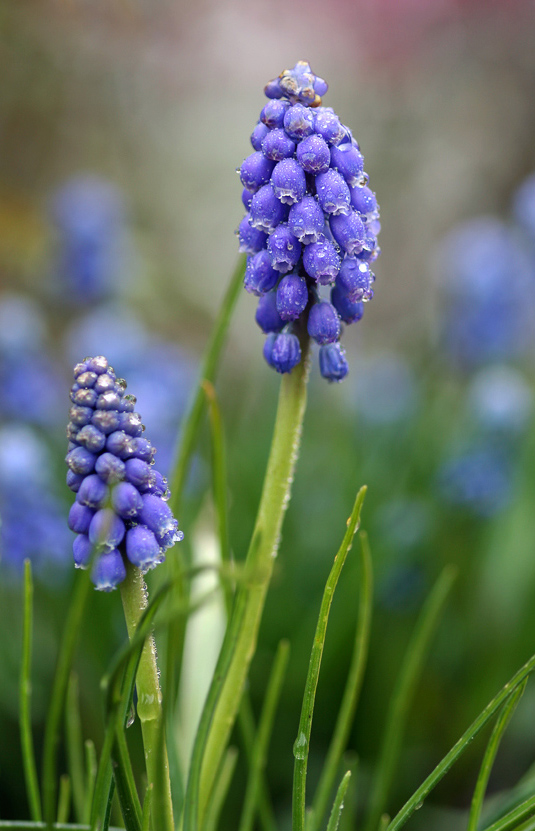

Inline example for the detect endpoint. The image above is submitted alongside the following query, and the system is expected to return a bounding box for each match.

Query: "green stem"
[184,339,310,830]
[120,565,174,831]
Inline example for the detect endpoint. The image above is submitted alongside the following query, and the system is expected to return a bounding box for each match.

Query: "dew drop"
[126,705,136,728]
[293,731,308,760]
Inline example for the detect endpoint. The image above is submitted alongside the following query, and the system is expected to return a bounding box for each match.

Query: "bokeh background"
[2,1,535,828]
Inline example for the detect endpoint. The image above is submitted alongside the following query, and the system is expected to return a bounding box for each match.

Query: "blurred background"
[1,0,535,828]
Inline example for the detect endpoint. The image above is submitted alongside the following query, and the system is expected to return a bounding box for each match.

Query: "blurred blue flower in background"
[512,172,535,242]
[437,446,513,517]
[349,352,419,424]
[0,425,71,577]
[467,364,533,437]
[436,217,535,367]
[0,294,64,428]
[50,175,130,304]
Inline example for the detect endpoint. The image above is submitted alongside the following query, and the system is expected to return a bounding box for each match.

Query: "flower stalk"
[184,334,310,829]
[120,564,174,831]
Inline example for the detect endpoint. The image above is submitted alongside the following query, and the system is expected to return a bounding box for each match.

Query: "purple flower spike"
[66,357,183,589]
[238,64,380,380]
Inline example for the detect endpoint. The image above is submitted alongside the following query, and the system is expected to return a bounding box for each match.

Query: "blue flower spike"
[239,61,380,381]
[66,356,183,590]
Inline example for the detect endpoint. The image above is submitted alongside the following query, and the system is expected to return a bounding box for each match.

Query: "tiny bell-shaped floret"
[267,224,301,273]
[288,196,325,244]
[255,291,286,333]
[296,134,330,174]
[330,143,365,187]
[244,250,279,295]
[263,332,302,374]
[315,169,351,216]
[337,258,374,301]
[331,284,365,324]
[126,525,162,570]
[92,549,127,592]
[238,215,268,255]
[329,211,366,256]
[249,184,289,233]
[271,158,307,205]
[302,236,341,284]
[276,273,309,321]
[283,104,315,140]
[240,151,275,192]
[262,129,296,162]
[307,302,341,344]
[319,342,349,382]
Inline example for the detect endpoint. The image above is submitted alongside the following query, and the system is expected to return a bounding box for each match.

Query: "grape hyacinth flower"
[65,356,183,590]
[238,61,380,381]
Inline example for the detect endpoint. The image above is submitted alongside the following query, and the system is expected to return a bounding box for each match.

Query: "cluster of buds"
[238,61,380,381]
[65,356,183,590]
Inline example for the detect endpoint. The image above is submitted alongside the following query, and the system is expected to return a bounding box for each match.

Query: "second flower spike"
[66,355,183,590]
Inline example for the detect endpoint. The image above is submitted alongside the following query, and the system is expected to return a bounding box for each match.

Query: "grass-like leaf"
[19,561,42,823]
[203,379,232,579]
[386,653,535,831]
[364,564,457,831]
[42,568,92,825]
[111,727,142,831]
[482,792,535,831]
[66,674,85,823]
[165,254,246,736]
[0,823,124,830]
[82,741,96,826]
[467,680,527,831]
[325,770,352,831]
[309,531,373,831]
[56,776,70,825]
[238,639,290,831]
[292,485,368,831]
[204,747,239,831]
